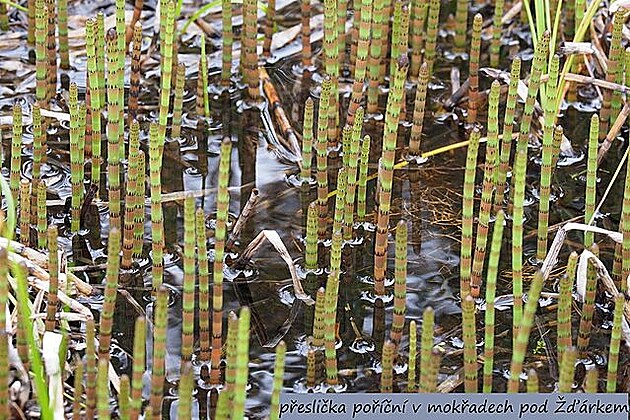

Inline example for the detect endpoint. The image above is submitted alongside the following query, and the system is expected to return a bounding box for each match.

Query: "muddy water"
[1,0,629,417]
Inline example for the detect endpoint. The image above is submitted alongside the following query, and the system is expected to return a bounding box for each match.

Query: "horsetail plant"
[171,64,185,139]
[45,0,56,101]
[462,294,477,392]
[182,195,196,362]
[409,0,427,78]
[585,368,598,393]
[507,271,544,393]
[301,98,314,182]
[58,0,69,69]
[527,369,539,393]
[215,311,238,417]
[577,253,598,357]
[98,227,121,363]
[558,346,577,392]
[211,137,232,385]
[467,14,482,125]
[157,1,176,145]
[312,287,326,347]
[301,0,312,69]
[305,202,318,270]
[584,114,599,248]
[10,102,22,201]
[390,220,408,350]
[606,293,624,392]
[511,146,527,338]
[196,208,211,361]
[119,376,130,420]
[356,134,371,222]
[106,29,123,232]
[409,62,429,156]
[366,0,385,113]
[324,232,342,386]
[347,0,371,127]
[96,13,106,107]
[130,316,145,420]
[199,35,210,117]
[316,77,331,238]
[35,0,47,104]
[557,252,577,362]
[177,362,194,418]
[270,341,286,420]
[149,123,165,291]
[389,2,409,80]
[263,0,275,58]
[490,0,504,67]
[85,319,97,418]
[45,226,59,332]
[221,0,233,85]
[374,56,408,295]
[233,307,251,420]
[150,287,168,419]
[419,306,435,393]
[380,340,395,392]
[37,181,47,248]
[536,55,560,261]
[242,0,260,100]
[72,356,84,419]
[323,0,339,145]
[86,18,103,196]
[601,8,625,139]
[128,22,142,128]
[343,107,363,240]
[460,128,481,298]
[19,180,30,246]
[483,210,505,392]
[453,0,468,52]
[424,0,440,75]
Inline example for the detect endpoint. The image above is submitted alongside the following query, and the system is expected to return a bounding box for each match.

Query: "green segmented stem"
[86,319,97,418]
[58,0,69,69]
[418,306,434,393]
[511,146,527,338]
[389,2,409,80]
[123,120,139,267]
[28,0,35,44]
[302,98,314,181]
[323,0,339,146]
[119,375,130,420]
[99,228,121,360]
[10,103,22,201]
[97,358,111,420]
[133,151,145,258]
[552,125,563,187]
[0,2,6,31]
[196,56,205,117]
[177,362,193,418]
[584,114,598,248]
[527,369,538,393]
[37,181,47,248]
[16,288,28,370]
[391,220,407,349]
[150,287,168,419]
[407,320,417,392]
[182,195,196,362]
[366,0,385,113]
[536,55,560,261]
[486,80,501,189]
[34,0,46,104]
[158,1,176,145]
[301,0,312,69]
[374,57,408,295]
[86,19,102,195]
[130,316,145,420]
[482,210,504,393]
[233,307,251,419]
[468,14,482,124]
[270,341,286,420]
[470,104,498,296]
[129,22,142,128]
[496,59,521,204]
[316,77,331,238]
[577,252,598,357]
[106,29,123,232]
[380,340,395,392]
[72,354,83,419]
[558,346,577,393]
[601,9,625,140]
[453,0,468,52]
[242,0,260,100]
[507,271,544,393]
[324,235,342,385]
[409,0,428,78]
[409,62,429,155]
[557,252,577,362]
[222,0,233,85]
[171,64,185,139]
[342,125,351,169]
[70,100,86,233]
[305,202,318,270]
[337,0,347,66]
[424,0,440,75]
[332,168,346,235]
[357,135,371,221]
[215,313,236,417]
[585,368,598,393]
[606,293,624,392]
[490,0,504,67]
[211,137,232,385]
[96,13,106,108]
[196,208,211,361]
[347,0,371,127]
[45,226,59,332]
[149,123,164,291]
[460,128,481,298]
[462,295,477,392]
[46,0,56,101]
[343,107,363,240]
[306,349,316,387]
[312,287,326,347]
[32,104,44,181]
[19,180,30,246]
[263,0,275,58]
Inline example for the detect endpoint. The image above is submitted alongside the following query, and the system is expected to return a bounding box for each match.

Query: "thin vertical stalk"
[197,208,211,362]
[150,287,168,419]
[606,293,624,393]
[85,319,97,418]
[301,98,314,181]
[460,128,481,298]
[482,210,504,393]
[157,1,176,145]
[467,14,482,125]
[462,295,477,392]
[86,18,102,196]
[305,202,318,270]
[366,0,385,113]
[45,226,59,332]
[177,362,193,418]
[409,62,429,155]
[316,77,331,239]
[527,369,539,393]
[58,0,69,69]
[269,341,286,420]
[171,63,185,139]
[0,249,9,420]
[222,0,233,85]
[97,358,111,420]
[357,135,371,221]
[263,0,275,58]
[507,271,544,393]
[557,252,577,362]
[242,0,260,100]
[10,103,22,201]
[347,0,371,127]
[512,146,527,339]
[182,195,196,362]
[391,220,407,349]
[301,0,311,68]
[106,29,123,232]
[601,9,625,141]
[128,22,142,128]
[37,181,47,249]
[423,0,440,75]
[149,123,165,291]
[19,180,30,246]
[98,228,121,361]
[323,0,339,146]
[35,0,47,104]
[380,340,395,392]
[200,35,209,117]
[490,0,504,67]
[558,346,577,392]
[130,317,145,420]
[409,0,428,78]
[453,0,468,52]
[312,287,326,347]
[96,13,106,108]
[418,306,434,393]
[577,253,598,358]
[343,107,363,240]
[584,114,598,247]
[46,0,56,101]
[408,320,417,392]
[232,307,251,420]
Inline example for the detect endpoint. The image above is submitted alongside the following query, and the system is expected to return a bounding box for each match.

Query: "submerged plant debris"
[0,0,629,418]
